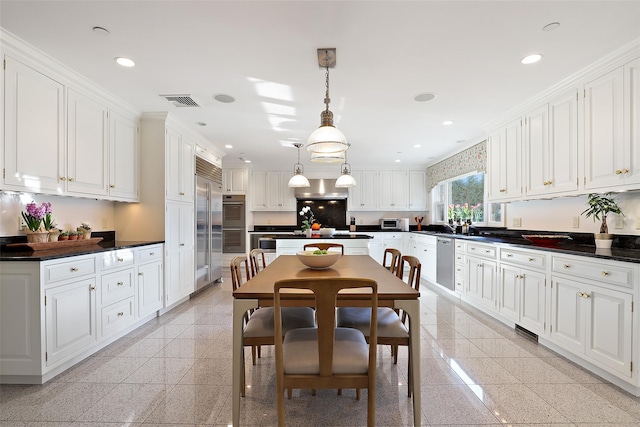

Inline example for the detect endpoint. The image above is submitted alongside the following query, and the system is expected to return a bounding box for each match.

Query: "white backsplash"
[0,192,116,237]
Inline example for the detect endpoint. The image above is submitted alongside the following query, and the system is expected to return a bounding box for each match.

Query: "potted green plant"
[59,231,70,241]
[581,193,623,249]
[68,230,79,241]
[77,221,92,239]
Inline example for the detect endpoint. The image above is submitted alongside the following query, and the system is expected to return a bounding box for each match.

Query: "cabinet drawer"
[455,240,466,252]
[552,256,633,288]
[101,297,135,338]
[455,253,467,265]
[466,243,497,259]
[136,245,163,264]
[101,269,135,305]
[501,248,546,270]
[44,257,96,284]
[101,249,134,271]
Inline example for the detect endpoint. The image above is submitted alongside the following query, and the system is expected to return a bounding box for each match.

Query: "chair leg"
[276,377,285,427]
[311,388,316,396]
[367,385,376,427]
[337,389,342,396]
[287,388,292,399]
[251,346,257,365]
[356,388,361,400]
[241,348,246,398]
[258,345,262,359]
[407,345,412,398]
[393,345,399,364]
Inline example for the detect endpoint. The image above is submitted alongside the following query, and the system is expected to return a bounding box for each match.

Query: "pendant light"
[335,149,356,188]
[310,151,345,163]
[307,48,349,161]
[287,143,310,187]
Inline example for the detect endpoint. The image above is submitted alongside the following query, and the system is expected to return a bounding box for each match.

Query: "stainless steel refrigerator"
[195,172,223,291]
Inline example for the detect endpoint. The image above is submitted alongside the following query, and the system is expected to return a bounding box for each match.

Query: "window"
[432,172,503,226]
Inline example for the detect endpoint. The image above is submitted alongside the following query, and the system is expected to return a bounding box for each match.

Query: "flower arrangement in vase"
[22,201,51,243]
[299,206,317,236]
[77,221,92,239]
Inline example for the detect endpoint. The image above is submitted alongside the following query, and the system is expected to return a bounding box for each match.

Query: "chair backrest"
[398,255,421,325]
[382,248,402,276]
[274,277,377,378]
[230,255,251,292]
[249,248,267,277]
[303,242,345,255]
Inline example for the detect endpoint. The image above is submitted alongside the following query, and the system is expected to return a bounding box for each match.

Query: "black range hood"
[294,178,348,200]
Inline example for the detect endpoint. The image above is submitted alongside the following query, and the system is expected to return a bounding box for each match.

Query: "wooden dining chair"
[382,248,402,276]
[249,248,267,277]
[230,256,315,397]
[303,242,345,254]
[274,277,378,427]
[336,255,421,397]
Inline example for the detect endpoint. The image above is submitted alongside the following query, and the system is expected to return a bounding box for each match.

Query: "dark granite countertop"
[274,234,373,240]
[1,232,164,261]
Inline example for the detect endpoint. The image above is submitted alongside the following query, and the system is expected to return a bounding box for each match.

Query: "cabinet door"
[3,56,65,194]
[251,171,268,210]
[548,90,579,195]
[479,260,497,309]
[165,203,194,305]
[45,279,97,365]
[109,110,139,201]
[519,268,547,335]
[67,88,109,196]
[524,104,549,197]
[379,171,408,210]
[166,127,183,201]
[488,119,522,201]
[265,172,283,210]
[408,171,427,211]
[584,285,632,378]
[223,169,247,194]
[138,261,163,318]
[498,264,520,322]
[623,58,640,187]
[180,137,195,201]
[584,67,625,190]
[549,277,584,354]
[349,171,378,211]
[467,257,483,300]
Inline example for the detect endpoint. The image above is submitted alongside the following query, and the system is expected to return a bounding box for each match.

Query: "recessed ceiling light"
[114,57,135,67]
[244,159,251,164]
[456,140,466,144]
[413,144,422,148]
[442,120,454,126]
[92,26,110,36]
[225,144,233,149]
[395,159,401,163]
[521,54,543,65]
[214,94,235,103]
[195,122,207,126]
[543,22,560,32]
[414,92,437,102]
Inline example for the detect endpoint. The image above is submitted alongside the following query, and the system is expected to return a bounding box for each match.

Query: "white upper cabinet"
[379,171,409,210]
[524,90,578,198]
[108,110,139,201]
[348,171,379,211]
[165,126,194,202]
[66,88,109,197]
[2,55,140,201]
[3,56,65,194]
[222,168,247,194]
[487,118,522,201]
[250,171,294,211]
[408,170,428,211]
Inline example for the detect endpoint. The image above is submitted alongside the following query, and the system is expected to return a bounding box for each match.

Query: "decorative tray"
[5,237,104,251]
[522,235,571,247]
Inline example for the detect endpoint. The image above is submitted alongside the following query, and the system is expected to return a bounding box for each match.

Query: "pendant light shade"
[335,150,356,188]
[308,48,349,161]
[310,150,345,164]
[287,143,310,187]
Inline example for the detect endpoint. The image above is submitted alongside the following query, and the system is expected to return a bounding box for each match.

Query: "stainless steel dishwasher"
[436,237,455,291]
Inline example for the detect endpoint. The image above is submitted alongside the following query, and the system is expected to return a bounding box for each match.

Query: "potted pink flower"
[22,202,49,243]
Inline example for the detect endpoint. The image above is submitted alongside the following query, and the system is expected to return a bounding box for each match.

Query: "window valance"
[427,141,486,190]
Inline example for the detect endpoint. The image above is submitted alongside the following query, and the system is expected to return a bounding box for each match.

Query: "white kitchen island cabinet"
[0,243,164,385]
[276,237,370,257]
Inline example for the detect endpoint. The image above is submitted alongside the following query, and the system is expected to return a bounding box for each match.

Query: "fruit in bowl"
[296,250,341,269]
[311,223,321,230]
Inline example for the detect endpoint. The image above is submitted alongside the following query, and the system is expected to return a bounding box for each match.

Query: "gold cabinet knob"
[60,177,67,181]
[180,192,185,195]
[506,253,513,257]
[117,311,124,317]
[90,286,96,290]
[499,188,507,192]
[622,168,629,174]
[117,281,124,286]
[528,257,534,262]
[71,267,78,272]
[110,184,115,188]
[138,272,144,276]
[583,292,591,299]
[578,291,584,298]
[69,177,75,182]
[150,252,155,256]
[563,264,570,269]
[601,271,608,276]
[117,257,124,262]
[616,169,623,175]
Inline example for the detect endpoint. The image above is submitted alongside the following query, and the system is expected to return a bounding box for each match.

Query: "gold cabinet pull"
[528,257,534,262]
[563,264,570,269]
[485,250,491,254]
[616,169,623,175]
[506,253,513,257]
[71,267,78,272]
[180,192,185,195]
[90,285,96,290]
[68,177,75,182]
[117,257,124,262]
[578,291,584,298]
[110,184,115,188]
[150,252,155,256]
[60,176,67,181]
[138,272,144,276]
[180,243,185,247]
[583,292,591,299]
[622,168,629,174]
[601,271,608,276]
[117,281,124,286]
[117,311,124,316]
[499,188,507,192]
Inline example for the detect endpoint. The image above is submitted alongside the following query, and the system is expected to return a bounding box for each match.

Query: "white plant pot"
[594,233,613,249]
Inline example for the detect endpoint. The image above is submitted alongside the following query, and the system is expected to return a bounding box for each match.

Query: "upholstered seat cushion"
[337,307,408,338]
[282,327,369,375]
[243,307,315,338]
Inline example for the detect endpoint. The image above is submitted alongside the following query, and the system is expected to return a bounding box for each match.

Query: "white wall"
[251,210,428,228]
[0,192,116,237]
[507,192,640,235]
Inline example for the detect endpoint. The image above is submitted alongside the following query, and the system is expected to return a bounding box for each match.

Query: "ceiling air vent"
[160,94,201,107]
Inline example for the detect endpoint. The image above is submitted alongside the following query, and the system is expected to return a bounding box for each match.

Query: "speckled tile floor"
[2,269,639,426]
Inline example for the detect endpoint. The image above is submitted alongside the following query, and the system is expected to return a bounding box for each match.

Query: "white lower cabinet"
[276,238,370,256]
[465,242,498,310]
[0,244,164,384]
[45,278,98,366]
[550,275,633,379]
[415,234,436,284]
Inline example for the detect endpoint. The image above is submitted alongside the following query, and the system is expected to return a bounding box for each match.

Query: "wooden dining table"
[231,254,422,427]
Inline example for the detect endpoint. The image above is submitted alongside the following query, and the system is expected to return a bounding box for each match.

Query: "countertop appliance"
[380,218,402,230]
[436,237,455,291]
[195,157,223,291]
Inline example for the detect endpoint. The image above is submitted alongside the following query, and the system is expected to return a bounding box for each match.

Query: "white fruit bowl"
[296,251,341,269]
[319,227,336,236]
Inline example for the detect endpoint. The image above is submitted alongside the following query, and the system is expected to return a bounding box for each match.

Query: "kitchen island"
[275,233,372,256]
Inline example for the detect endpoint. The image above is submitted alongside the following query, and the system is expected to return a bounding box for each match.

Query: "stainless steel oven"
[223,228,246,253]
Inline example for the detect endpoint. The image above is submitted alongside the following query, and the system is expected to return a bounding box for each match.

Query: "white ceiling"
[2,1,639,172]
